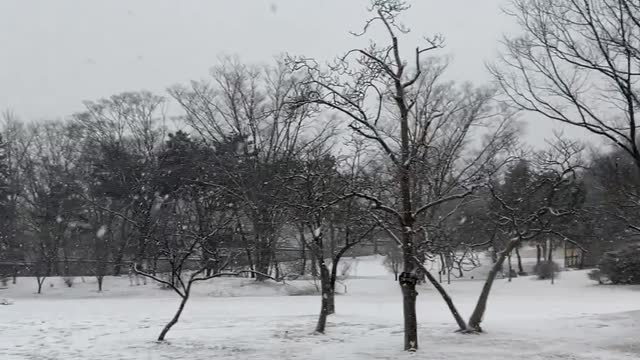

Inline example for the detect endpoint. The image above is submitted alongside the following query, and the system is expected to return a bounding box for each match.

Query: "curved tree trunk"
[158,292,190,341]
[467,239,519,332]
[254,240,273,281]
[423,267,467,331]
[36,275,45,294]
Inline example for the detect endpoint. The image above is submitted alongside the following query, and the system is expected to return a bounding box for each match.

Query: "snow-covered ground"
[1,255,639,360]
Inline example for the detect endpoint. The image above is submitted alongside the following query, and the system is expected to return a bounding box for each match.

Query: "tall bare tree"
[170,58,327,280]
[289,0,516,350]
[492,0,640,166]
[75,91,167,270]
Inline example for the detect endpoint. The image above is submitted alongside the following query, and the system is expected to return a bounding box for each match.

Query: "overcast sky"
[0,0,592,148]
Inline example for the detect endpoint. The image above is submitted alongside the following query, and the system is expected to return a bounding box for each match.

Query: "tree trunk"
[315,263,332,333]
[245,247,255,278]
[12,266,17,284]
[400,271,418,351]
[310,255,318,277]
[447,255,452,285]
[507,252,513,282]
[113,218,129,276]
[536,244,541,265]
[329,221,336,258]
[274,257,281,280]
[300,245,306,276]
[516,247,524,273]
[490,237,499,264]
[328,255,344,315]
[97,276,104,292]
[113,259,123,277]
[399,227,418,351]
[373,236,378,254]
[254,240,272,281]
[423,266,468,331]
[158,292,190,341]
[467,238,519,332]
[439,253,446,284]
[36,276,45,294]
[548,241,555,285]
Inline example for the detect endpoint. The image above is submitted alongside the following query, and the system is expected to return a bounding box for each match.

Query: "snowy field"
[1,255,639,360]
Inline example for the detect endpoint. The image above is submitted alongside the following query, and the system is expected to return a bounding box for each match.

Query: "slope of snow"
[1,255,638,360]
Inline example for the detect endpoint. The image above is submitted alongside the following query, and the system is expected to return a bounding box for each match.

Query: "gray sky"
[0,0,591,148]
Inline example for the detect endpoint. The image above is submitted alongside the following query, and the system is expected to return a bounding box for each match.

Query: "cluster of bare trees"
[493,0,640,237]
[3,0,640,352]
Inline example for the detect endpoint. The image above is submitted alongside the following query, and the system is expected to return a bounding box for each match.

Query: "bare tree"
[288,1,444,350]
[75,91,168,269]
[492,0,640,167]
[469,137,586,331]
[289,0,517,349]
[285,147,376,333]
[134,223,279,341]
[170,58,326,281]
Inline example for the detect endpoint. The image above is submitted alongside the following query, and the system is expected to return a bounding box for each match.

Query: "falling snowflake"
[97,225,107,239]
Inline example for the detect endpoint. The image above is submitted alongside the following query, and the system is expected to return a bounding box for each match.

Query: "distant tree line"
[2,0,640,350]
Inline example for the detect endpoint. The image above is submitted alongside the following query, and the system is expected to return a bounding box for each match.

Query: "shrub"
[62,276,75,288]
[598,243,640,285]
[279,260,305,279]
[285,283,320,296]
[587,269,603,284]
[534,261,559,280]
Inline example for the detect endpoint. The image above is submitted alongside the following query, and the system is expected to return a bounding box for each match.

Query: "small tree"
[134,222,279,341]
[93,225,109,292]
[286,149,376,334]
[25,253,48,294]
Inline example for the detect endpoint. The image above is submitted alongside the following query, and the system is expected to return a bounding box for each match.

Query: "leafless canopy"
[492,0,640,166]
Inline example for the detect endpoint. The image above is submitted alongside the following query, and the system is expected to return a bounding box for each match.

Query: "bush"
[598,243,640,285]
[62,276,75,288]
[279,260,305,279]
[285,283,320,296]
[534,261,559,280]
[587,269,603,284]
